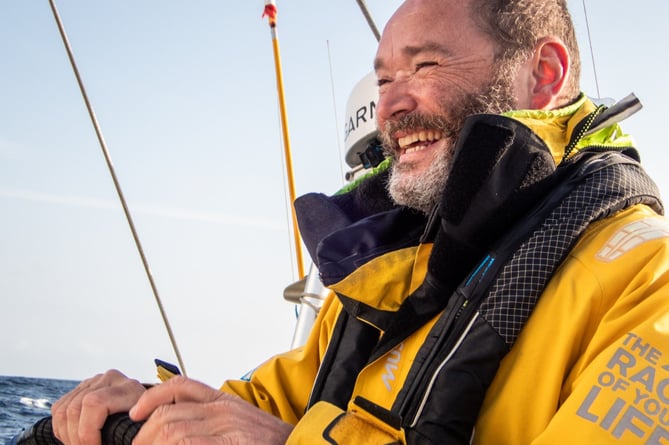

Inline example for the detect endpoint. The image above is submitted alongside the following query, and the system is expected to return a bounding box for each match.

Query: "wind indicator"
[262,1,306,279]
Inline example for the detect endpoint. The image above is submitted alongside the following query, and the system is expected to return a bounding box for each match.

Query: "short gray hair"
[469,0,581,103]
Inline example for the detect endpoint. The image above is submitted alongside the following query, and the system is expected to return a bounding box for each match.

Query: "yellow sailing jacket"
[222,95,669,444]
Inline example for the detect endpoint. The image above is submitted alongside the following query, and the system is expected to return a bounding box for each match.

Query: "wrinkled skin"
[51,370,292,445]
[52,370,145,445]
[50,0,570,443]
[374,0,502,213]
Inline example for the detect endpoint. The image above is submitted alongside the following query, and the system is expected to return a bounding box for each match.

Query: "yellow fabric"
[227,204,669,444]
[284,401,344,444]
[350,312,439,409]
[285,400,404,444]
[220,294,343,425]
[331,398,405,445]
[219,98,669,443]
[474,205,669,444]
[325,413,400,445]
[328,246,422,313]
[327,242,432,317]
[155,361,180,382]
[221,244,435,442]
[505,94,637,164]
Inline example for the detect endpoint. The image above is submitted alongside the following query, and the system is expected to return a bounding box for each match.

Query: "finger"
[130,377,220,421]
[51,370,144,445]
[133,403,207,445]
[52,374,105,445]
[134,400,293,445]
[133,400,247,445]
[77,379,145,445]
[52,370,127,421]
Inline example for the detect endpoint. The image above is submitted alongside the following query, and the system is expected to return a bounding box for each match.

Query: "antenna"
[263,1,306,279]
[326,40,346,185]
[582,0,601,98]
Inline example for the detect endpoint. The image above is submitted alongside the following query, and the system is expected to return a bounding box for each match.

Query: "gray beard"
[384,60,520,214]
[387,143,452,214]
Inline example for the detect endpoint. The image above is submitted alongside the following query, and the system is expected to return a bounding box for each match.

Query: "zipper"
[562,104,606,161]
[394,254,497,422]
[407,310,480,428]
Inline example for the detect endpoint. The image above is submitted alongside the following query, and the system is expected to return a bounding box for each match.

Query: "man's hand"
[130,376,293,445]
[51,369,147,445]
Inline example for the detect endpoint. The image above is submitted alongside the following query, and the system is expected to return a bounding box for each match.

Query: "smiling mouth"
[398,130,443,154]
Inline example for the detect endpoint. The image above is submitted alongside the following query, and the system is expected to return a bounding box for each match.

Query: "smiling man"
[50,0,669,444]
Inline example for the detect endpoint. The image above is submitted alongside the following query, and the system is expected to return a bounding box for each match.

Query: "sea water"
[0,375,79,443]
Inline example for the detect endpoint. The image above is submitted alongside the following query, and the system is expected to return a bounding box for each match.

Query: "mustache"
[379,112,460,156]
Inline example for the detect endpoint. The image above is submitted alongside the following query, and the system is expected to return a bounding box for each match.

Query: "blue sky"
[1,1,667,387]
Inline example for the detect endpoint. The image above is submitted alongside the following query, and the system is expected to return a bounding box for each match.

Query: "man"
[51,0,669,443]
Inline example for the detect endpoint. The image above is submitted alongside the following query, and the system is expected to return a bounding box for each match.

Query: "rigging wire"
[582,0,601,99]
[355,0,381,42]
[325,40,346,186]
[47,0,187,377]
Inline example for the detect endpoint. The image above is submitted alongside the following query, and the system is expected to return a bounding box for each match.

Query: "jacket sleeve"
[533,222,669,444]
[220,291,341,425]
[476,206,669,444]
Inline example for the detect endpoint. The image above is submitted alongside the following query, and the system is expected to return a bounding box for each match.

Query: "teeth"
[405,146,424,154]
[398,130,443,151]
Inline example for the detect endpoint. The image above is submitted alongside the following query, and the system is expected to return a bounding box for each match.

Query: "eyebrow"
[374,41,453,71]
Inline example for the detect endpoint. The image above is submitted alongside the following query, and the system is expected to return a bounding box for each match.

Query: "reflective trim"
[596,217,669,262]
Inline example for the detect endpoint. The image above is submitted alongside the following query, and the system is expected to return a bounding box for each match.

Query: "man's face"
[374,0,520,213]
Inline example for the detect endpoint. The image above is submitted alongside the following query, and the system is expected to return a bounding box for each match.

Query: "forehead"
[393,0,474,27]
[375,0,492,68]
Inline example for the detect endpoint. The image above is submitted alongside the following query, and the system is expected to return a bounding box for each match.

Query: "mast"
[263,0,306,279]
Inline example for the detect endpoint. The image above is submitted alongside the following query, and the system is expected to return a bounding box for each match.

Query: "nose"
[376,78,418,127]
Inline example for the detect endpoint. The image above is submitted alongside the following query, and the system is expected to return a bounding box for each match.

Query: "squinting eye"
[416,61,438,70]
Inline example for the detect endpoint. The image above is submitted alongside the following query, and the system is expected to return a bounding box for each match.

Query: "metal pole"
[355,0,381,42]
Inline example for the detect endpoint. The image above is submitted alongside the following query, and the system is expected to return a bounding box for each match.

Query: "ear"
[527,37,570,109]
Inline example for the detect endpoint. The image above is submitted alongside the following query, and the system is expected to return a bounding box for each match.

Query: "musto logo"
[577,332,669,443]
